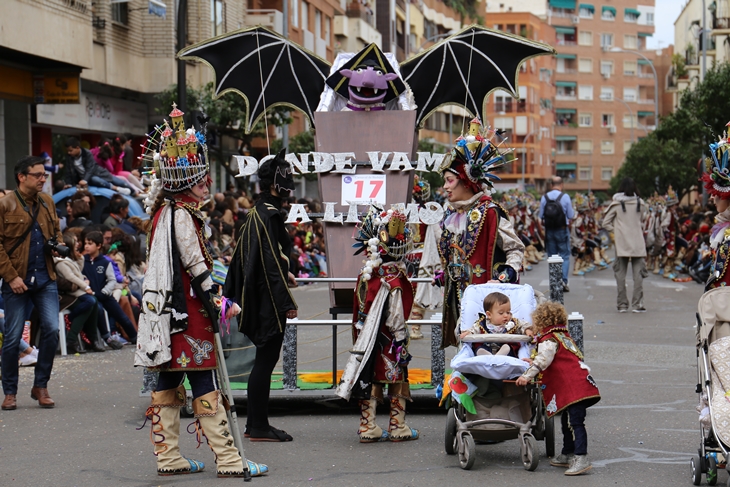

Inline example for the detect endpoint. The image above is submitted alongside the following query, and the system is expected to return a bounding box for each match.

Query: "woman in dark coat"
[225,149,298,442]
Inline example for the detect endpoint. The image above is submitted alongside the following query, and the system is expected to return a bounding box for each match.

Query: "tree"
[155,82,291,180]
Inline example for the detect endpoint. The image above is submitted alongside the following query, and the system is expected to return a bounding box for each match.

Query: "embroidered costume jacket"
[521,324,601,417]
[148,196,217,371]
[438,194,525,348]
[707,222,730,290]
[224,194,297,347]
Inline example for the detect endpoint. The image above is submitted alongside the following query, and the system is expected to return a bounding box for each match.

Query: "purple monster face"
[340,66,398,106]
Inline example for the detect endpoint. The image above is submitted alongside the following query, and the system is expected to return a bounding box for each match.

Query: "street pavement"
[0,260,707,486]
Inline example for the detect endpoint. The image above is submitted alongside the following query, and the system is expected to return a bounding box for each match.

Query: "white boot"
[388,396,419,442]
[358,398,387,442]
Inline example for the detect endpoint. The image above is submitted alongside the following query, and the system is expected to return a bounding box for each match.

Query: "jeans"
[88,175,135,193]
[1,280,59,395]
[96,293,137,342]
[545,227,571,284]
[613,256,646,310]
[561,402,588,456]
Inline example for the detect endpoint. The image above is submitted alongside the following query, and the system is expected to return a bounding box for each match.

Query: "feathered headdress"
[412,174,431,203]
[702,123,730,200]
[439,119,512,194]
[352,205,412,280]
[665,185,679,206]
[574,193,589,212]
[499,190,519,210]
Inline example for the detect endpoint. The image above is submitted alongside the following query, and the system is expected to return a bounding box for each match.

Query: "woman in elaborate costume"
[135,105,267,477]
[437,121,525,348]
[336,206,419,442]
[224,149,298,442]
[702,129,730,290]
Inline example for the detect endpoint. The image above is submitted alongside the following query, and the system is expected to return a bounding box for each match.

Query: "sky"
[647,0,686,49]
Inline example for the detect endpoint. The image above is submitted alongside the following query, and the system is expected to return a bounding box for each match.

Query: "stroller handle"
[461,333,533,343]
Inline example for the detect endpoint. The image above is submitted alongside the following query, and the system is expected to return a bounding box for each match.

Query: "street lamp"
[521,128,537,191]
[609,47,658,128]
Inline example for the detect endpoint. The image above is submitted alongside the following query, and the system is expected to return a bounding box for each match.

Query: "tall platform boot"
[358,398,388,442]
[388,396,419,442]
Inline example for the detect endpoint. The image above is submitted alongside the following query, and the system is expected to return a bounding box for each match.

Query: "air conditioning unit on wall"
[609,125,617,134]
[572,16,580,24]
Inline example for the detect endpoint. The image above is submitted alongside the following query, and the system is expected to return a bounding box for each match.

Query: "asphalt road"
[0,261,707,486]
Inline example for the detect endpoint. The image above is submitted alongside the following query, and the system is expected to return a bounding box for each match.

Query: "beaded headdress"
[702,123,730,200]
[439,118,512,194]
[500,189,519,210]
[352,205,412,280]
[665,185,679,207]
[412,174,431,204]
[573,193,589,212]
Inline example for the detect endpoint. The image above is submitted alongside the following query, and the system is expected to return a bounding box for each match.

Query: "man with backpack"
[539,176,574,292]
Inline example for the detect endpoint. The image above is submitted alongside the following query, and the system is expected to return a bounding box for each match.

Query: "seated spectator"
[67,199,93,229]
[111,136,145,192]
[64,137,137,196]
[82,231,137,346]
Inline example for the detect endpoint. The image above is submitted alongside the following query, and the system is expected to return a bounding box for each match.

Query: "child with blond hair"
[516,301,600,476]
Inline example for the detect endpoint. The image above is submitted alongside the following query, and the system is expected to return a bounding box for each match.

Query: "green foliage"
[672,53,687,78]
[443,0,482,23]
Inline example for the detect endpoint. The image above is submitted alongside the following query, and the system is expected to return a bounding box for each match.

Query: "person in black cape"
[224,149,298,442]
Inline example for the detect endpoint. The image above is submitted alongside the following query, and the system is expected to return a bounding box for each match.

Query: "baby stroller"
[444,283,555,471]
[692,287,730,486]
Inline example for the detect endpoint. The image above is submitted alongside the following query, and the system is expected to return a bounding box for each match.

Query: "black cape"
[224,195,297,347]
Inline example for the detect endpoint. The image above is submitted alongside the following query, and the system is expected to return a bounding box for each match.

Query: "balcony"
[637,98,654,104]
[556,68,577,74]
[246,10,283,34]
[556,94,577,101]
[345,5,375,27]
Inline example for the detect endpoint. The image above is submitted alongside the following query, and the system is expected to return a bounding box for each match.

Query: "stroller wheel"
[707,455,718,486]
[459,434,476,470]
[444,408,457,455]
[691,455,703,486]
[522,434,539,471]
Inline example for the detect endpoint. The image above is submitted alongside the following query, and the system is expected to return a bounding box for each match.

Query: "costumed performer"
[335,206,419,443]
[134,104,267,477]
[224,149,298,442]
[437,120,525,348]
[702,125,730,290]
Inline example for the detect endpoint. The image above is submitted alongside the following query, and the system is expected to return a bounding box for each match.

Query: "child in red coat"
[516,301,600,476]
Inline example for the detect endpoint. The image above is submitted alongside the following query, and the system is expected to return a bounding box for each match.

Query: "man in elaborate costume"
[224,149,298,442]
[336,206,419,443]
[135,104,267,477]
[437,121,525,348]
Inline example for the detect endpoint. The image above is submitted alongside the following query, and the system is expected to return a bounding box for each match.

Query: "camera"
[45,237,70,258]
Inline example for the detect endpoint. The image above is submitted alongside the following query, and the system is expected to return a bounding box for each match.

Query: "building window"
[623,60,637,75]
[578,113,592,127]
[579,166,593,180]
[325,16,331,43]
[291,0,299,27]
[601,140,614,154]
[645,12,655,25]
[601,8,615,21]
[578,31,593,46]
[624,34,637,49]
[600,86,614,101]
[578,58,593,73]
[578,140,593,153]
[625,11,639,23]
[579,6,594,18]
[601,113,614,127]
[315,9,321,38]
[557,166,577,181]
[112,2,129,25]
[601,33,614,48]
[210,0,224,36]
[601,166,614,180]
[623,86,637,101]
[578,85,593,100]
[624,140,634,153]
[600,60,613,77]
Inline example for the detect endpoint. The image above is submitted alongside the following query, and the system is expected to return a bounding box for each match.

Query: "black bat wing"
[178,26,331,134]
[400,25,556,128]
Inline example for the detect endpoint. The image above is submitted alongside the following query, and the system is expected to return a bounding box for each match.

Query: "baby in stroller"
[460,291,534,357]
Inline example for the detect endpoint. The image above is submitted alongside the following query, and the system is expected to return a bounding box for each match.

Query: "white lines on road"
[592,447,692,467]
[592,400,687,412]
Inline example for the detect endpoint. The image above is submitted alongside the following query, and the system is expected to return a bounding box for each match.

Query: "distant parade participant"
[644,194,666,275]
[702,129,730,290]
[437,119,525,348]
[336,206,419,443]
[135,104,267,477]
[660,186,681,280]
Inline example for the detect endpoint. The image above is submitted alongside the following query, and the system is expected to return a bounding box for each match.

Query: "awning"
[638,32,653,37]
[555,26,576,35]
[579,3,595,12]
[556,81,577,87]
[556,108,577,114]
[602,6,616,16]
[557,53,577,59]
[624,8,641,16]
[549,0,577,9]
[638,111,654,117]
[638,59,652,65]
[556,163,577,170]
[556,135,577,141]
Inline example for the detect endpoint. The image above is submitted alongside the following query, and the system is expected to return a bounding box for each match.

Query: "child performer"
[459,292,533,357]
[335,206,419,443]
[516,302,601,476]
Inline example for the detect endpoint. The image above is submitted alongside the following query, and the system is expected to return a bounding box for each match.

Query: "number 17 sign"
[341,174,387,206]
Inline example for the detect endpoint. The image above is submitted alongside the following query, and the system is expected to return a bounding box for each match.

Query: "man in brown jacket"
[601,177,649,313]
[0,156,64,410]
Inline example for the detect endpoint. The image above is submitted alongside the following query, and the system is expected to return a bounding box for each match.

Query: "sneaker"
[565,454,592,476]
[30,346,39,358]
[111,333,129,345]
[106,337,123,350]
[115,187,131,196]
[632,307,647,313]
[618,308,629,313]
[19,352,38,367]
[562,282,570,293]
[550,453,574,468]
